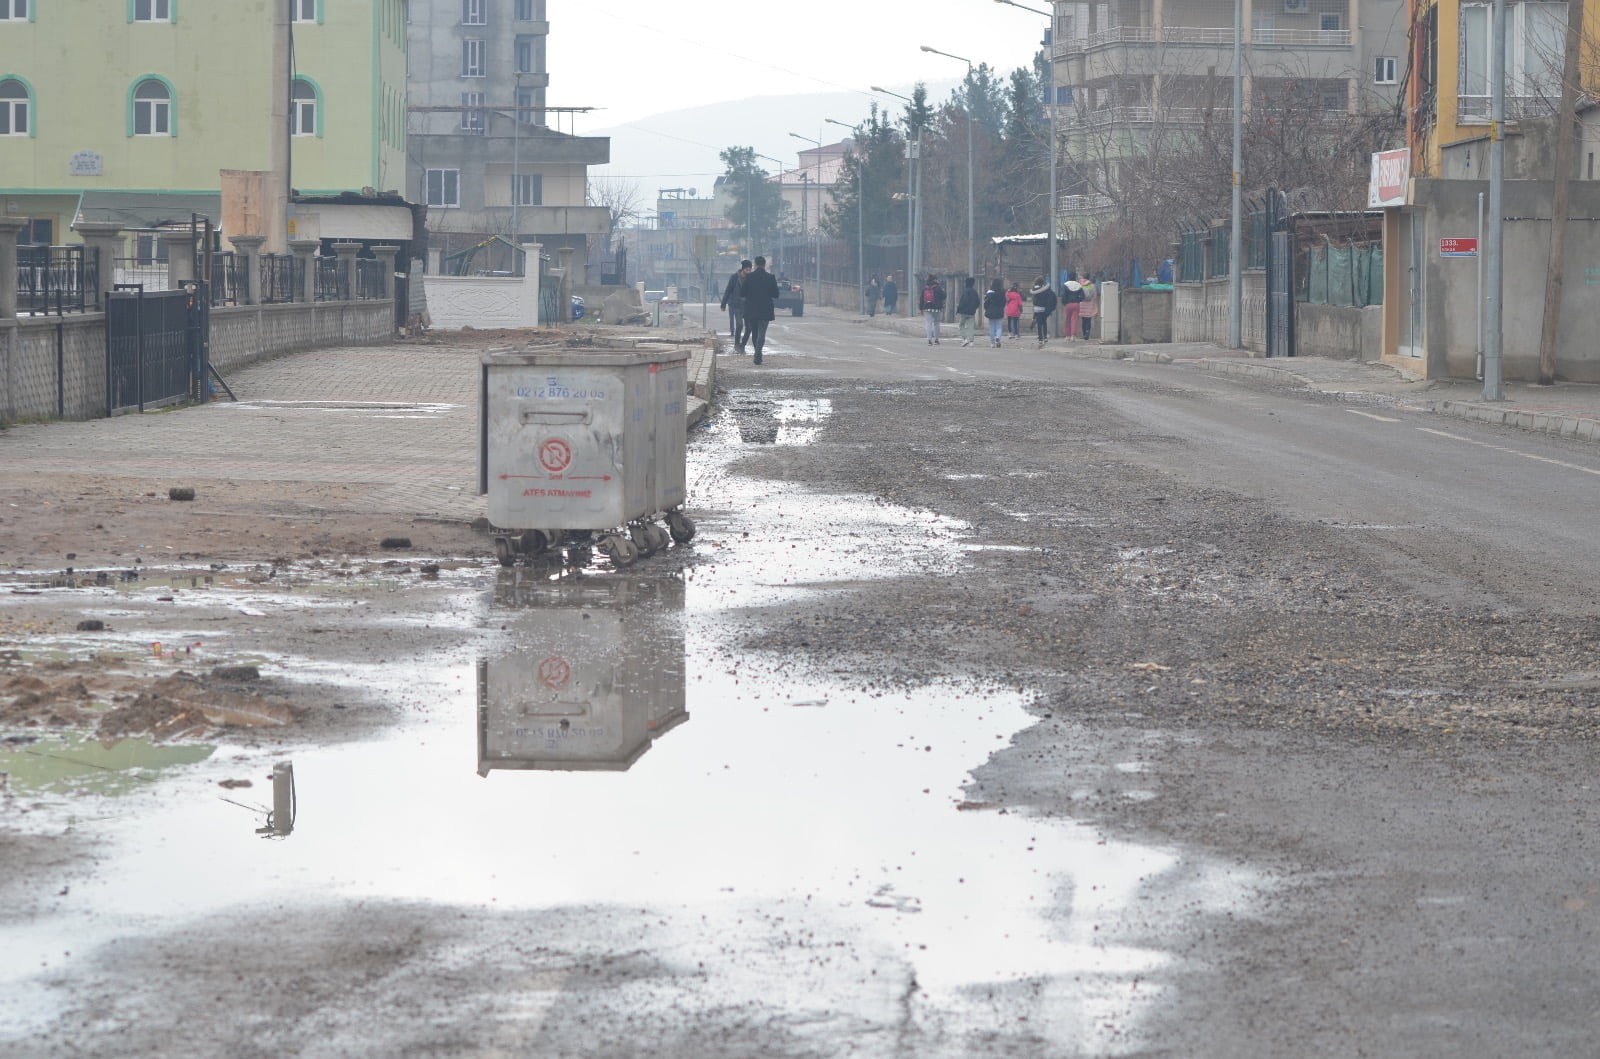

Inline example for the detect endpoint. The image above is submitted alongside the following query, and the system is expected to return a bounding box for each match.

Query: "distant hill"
[585,82,958,208]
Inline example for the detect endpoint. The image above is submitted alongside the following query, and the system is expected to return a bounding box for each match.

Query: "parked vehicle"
[775,278,805,317]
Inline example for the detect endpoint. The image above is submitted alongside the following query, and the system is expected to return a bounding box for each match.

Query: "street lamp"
[993,0,1058,313]
[872,85,922,307]
[824,117,864,312]
[789,131,823,306]
[920,45,976,281]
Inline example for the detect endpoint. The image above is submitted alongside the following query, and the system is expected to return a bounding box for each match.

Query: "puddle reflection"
[478,571,686,774]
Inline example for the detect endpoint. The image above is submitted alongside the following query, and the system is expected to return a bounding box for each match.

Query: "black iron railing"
[314,255,346,301]
[356,257,386,300]
[259,254,302,303]
[18,244,99,316]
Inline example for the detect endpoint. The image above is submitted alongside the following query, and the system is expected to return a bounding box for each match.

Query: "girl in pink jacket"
[1003,284,1023,339]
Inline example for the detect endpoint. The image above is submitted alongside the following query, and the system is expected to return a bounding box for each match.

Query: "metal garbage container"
[479,345,696,567]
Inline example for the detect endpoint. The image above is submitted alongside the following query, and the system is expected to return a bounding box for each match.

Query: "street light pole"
[873,85,922,309]
[921,45,976,280]
[789,131,823,306]
[1229,0,1243,349]
[994,0,1057,316]
[825,117,865,309]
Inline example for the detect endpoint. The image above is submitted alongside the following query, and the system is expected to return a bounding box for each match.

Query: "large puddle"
[0,395,1262,1052]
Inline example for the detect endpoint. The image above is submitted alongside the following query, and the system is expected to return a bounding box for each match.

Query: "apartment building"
[0,0,408,251]
[405,0,610,271]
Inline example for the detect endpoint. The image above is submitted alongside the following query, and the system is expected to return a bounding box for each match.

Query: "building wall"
[289,0,409,193]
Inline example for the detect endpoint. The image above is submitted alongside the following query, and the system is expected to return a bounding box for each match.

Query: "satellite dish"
[689,188,698,197]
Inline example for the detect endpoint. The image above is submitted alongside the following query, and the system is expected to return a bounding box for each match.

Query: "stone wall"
[1119,288,1173,344]
[210,302,394,373]
[0,315,108,421]
[1295,303,1382,361]
[1173,274,1268,351]
[424,269,540,330]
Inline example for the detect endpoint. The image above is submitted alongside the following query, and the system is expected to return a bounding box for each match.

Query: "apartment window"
[514,36,534,74]
[3,0,28,21]
[292,0,318,23]
[514,0,542,20]
[1461,2,1566,110]
[1375,56,1397,85]
[135,233,169,265]
[460,91,484,132]
[291,78,318,136]
[516,85,539,124]
[461,0,485,25]
[0,78,29,135]
[461,39,485,77]
[1319,13,1342,31]
[512,173,542,206]
[427,168,460,208]
[132,0,171,21]
[132,78,172,135]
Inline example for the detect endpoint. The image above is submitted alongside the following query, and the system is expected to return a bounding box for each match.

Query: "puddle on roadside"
[0,732,213,799]
[0,399,1265,1052]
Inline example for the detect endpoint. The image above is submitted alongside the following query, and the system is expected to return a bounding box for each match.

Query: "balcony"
[1056,23,1351,58]
[1456,94,1555,123]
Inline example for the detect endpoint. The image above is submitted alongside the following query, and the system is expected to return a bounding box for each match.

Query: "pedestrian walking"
[882,276,898,315]
[983,278,1006,347]
[741,255,780,364]
[955,277,980,346]
[1028,276,1057,348]
[720,259,752,353]
[1061,272,1085,342]
[864,275,880,317]
[920,274,946,345]
[1004,283,1023,339]
[1078,276,1098,340]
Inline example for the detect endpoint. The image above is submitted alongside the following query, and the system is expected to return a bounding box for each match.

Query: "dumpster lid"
[481,347,691,367]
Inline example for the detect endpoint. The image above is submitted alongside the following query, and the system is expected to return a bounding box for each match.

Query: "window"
[1375,56,1397,84]
[133,0,171,21]
[426,168,460,208]
[1319,13,1342,30]
[132,78,172,135]
[3,0,28,21]
[462,0,485,25]
[460,91,484,132]
[135,233,169,265]
[0,78,28,136]
[292,0,317,23]
[515,0,543,20]
[516,85,538,124]
[461,39,485,77]
[291,78,318,136]
[514,36,533,73]
[1461,2,1566,115]
[512,173,541,206]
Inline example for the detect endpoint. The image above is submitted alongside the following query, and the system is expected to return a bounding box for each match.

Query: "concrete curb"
[1196,358,1311,387]
[1435,399,1600,442]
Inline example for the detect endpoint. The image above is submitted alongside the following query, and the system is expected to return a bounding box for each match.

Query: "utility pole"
[921,46,977,280]
[873,85,922,313]
[1485,0,1506,400]
[1229,0,1243,349]
[825,117,864,307]
[1539,0,1584,385]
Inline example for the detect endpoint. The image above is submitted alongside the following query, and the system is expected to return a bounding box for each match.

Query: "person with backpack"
[1061,272,1087,342]
[1028,276,1057,348]
[920,274,946,345]
[1004,283,1023,339]
[983,278,1007,347]
[955,277,981,346]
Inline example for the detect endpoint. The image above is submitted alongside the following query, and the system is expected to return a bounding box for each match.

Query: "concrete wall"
[424,269,540,329]
[1410,177,1600,382]
[1295,303,1382,360]
[1174,273,1270,351]
[1121,288,1173,343]
[1,300,394,422]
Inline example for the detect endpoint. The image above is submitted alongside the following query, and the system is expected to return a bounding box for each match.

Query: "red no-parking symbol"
[538,656,571,690]
[539,438,572,473]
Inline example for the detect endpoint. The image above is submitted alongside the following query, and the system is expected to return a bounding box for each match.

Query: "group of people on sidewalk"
[924,272,1098,348]
[718,256,781,364]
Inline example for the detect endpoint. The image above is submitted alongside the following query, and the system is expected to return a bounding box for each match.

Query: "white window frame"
[460,91,484,132]
[427,168,460,208]
[512,172,541,206]
[0,79,27,135]
[291,79,317,136]
[133,0,171,22]
[292,0,317,23]
[1375,56,1397,85]
[1461,2,1568,117]
[133,80,172,136]
[461,39,486,78]
[3,0,29,22]
[462,0,486,25]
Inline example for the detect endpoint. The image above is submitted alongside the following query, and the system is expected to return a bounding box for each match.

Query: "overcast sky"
[546,1,1048,132]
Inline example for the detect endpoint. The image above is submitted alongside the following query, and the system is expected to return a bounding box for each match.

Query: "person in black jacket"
[741,255,780,364]
[955,277,981,346]
[982,278,1006,347]
[720,259,751,353]
[1028,277,1058,347]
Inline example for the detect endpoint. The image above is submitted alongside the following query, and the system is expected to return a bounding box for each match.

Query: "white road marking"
[872,347,896,355]
[1417,426,1600,477]
[943,366,976,378]
[1347,409,1402,423]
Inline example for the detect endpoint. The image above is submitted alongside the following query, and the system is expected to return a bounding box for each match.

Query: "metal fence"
[315,256,347,302]
[356,257,386,300]
[209,251,245,307]
[259,254,301,304]
[18,244,99,316]
[1303,240,1384,307]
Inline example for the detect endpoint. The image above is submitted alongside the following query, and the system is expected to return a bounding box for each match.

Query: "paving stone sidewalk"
[0,338,716,523]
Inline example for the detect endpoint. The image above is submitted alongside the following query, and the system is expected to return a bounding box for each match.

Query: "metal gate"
[105,285,205,415]
[1265,187,1296,358]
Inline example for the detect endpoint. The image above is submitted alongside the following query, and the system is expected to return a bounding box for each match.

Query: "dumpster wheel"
[493,537,517,568]
[667,511,697,544]
[629,522,660,559]
[599,534,638,567]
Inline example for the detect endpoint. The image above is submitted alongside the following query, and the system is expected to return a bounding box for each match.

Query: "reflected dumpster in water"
[477,570,686,775]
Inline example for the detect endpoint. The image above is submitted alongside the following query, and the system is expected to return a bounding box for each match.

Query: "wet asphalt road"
[5,311,1600,1056]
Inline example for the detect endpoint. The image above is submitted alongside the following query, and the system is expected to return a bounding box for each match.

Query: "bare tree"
[588,177,644,233]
